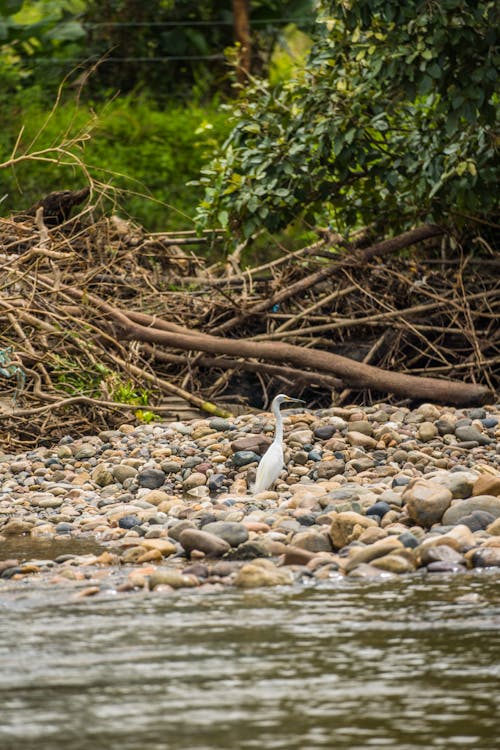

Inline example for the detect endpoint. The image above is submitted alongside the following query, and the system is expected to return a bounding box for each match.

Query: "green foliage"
[52,357,110,397]
[0,1,85,90]
[0,91,231,230]
[53,359,155,412]
[195,0,499,238]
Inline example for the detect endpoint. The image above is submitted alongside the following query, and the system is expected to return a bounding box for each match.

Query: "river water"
[1,573,499,750]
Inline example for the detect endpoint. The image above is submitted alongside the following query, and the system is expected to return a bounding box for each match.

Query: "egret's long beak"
[286,397,305,404]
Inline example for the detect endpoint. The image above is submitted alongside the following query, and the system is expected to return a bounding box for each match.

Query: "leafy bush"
[195,0,499,238]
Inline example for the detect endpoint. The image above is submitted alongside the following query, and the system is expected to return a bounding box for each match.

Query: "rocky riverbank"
[1,401,499,596]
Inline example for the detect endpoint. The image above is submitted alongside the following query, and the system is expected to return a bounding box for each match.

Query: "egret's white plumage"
[252,394,304,494]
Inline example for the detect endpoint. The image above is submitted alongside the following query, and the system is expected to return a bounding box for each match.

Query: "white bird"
[252,393,305,494]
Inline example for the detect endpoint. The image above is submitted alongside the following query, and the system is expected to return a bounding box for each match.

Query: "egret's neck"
[273,400,284,444]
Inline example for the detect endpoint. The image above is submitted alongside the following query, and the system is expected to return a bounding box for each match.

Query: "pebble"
[0,401,498,595]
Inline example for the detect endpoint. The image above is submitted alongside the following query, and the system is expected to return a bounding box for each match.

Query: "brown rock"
[234,559,294,588]
[346,431,377,449]
[1,519,34,535]
[403,480,452,527]
[357,526,387,544]
[419,544,465,566]
[292,530,332,553]
[231,435,272,455]
[344,537,404,573]
[471,547,500,568]
[179,528,230,557]
[347,562,396,579]
[486,517,500,536]
[283,546,316,566]
[370,552,416,574]
[329,511,377,549]
[473,474,500,498]
[149,569,199,589]
[140,538,178,557]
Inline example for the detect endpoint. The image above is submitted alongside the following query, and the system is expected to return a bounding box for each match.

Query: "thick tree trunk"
[232,0,251,82]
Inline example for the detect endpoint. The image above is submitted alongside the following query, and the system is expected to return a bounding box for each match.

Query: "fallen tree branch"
[211,224,444,335]
[61,284,492,406]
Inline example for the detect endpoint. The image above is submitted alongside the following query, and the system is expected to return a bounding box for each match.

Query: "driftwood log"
[59,284,492,407]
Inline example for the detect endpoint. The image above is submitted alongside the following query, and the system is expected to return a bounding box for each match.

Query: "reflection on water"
[0,573,499,750]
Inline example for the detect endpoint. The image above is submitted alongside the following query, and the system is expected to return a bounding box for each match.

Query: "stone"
[459,511,496,532]
[140,538,177,557]
[143,490,173,507]
[435,416,457,435]
[111,464,137,484]
[225,540,272,560]
[403,480,452,527]
[209,418,232,431]
[366,501,391,518]
[232,450,261,467]
[179,528,230,557]
[282,546,316,566]
[348,457,375,472]
[455,425,492,445]
[230,435,271,455]
[419,544,465,566]
[472,474,500,498]
[234,559,294,588]
[471,548,500,568]
[31,493,63,509]
[137,468,166,489]
[288,429,314,446]
[314,425,337,440]
[329,511,377,549]
[347,562,396,579]
[445,472,476,499]
[202,521,249,547]
[418,422,438,442]
[207,473,227,492]
[347,421,373,436]
[344,537,404,573]
[370,552,416,574]
[292,530,332,553]
[417,403,441,420]
[91,465,115,487]
[182,472,207,490]
[1,519,34,535]
[149,570,199,589]
[74,444,97,459]
[357,526,387,545]
[442,496,500,525]
[427,561,466,573]
[161,461,182,474]
[346,431,377,449]
[316,459,345,479]
[398,531,420,549]
[118,515,142,530]
[486,517,500,536]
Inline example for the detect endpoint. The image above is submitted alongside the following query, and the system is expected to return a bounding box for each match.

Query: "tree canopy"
[195,0,498,238]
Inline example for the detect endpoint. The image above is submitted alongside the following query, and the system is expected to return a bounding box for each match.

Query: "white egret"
[252,393,305,494]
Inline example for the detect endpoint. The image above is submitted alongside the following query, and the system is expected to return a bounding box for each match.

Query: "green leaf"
[218,210,229,228]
